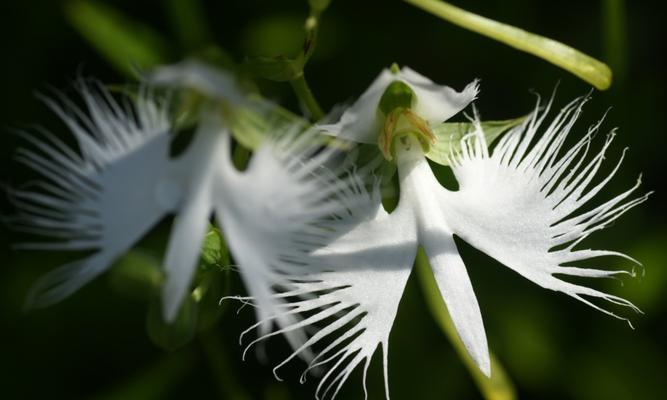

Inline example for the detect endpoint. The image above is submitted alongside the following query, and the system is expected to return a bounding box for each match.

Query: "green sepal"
[378,81,417,116]
[426,116,526,166]
[65,0,171,77]
[199,225,227,271]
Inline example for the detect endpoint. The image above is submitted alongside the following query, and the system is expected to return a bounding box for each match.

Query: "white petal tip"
[480,358,492,378]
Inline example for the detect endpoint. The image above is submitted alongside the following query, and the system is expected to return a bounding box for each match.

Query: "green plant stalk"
[199,327,251,400]
[603,0,627,86]
[288,1,327,121]
[415,248,516,400]
[405,0,612,90]
[290,73,325,120]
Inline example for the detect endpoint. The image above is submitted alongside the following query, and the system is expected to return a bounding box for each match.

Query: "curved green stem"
[405,0,612,90]
[415,248,516,400]
[290,73,325,120]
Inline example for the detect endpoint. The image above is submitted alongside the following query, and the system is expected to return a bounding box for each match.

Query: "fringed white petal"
[11,82,175,307]
[397,142,490,376]
[442,95,648,325]
[318,66,477,144]
[243,192,418,400]
[214,125,378,358]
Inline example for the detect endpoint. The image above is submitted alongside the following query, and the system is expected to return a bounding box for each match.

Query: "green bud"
[389,63,401,74]
[378,80,416,116]
[199,225,226,270]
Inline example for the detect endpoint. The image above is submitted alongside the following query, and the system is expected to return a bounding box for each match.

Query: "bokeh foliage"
[1,0,665,399]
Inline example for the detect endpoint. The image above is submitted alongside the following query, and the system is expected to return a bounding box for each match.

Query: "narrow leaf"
[405,0,613,90]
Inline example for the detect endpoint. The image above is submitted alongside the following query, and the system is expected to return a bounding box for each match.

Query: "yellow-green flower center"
[377,80,435,160]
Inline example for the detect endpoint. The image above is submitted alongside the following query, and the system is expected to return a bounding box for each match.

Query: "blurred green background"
[1,0,665,399]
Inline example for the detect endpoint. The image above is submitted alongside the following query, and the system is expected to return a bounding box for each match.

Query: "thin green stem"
[603,0,627,87]
[290,73,325,120]
[199,327,251,400]
[405,0,612,90]
[415,248,516,400]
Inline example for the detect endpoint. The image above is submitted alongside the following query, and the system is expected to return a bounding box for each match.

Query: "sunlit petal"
[397,142,490,376]
[442,95,648,324]
[249,195,418,399]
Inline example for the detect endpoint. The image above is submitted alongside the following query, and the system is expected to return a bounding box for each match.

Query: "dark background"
[1,1,665,399]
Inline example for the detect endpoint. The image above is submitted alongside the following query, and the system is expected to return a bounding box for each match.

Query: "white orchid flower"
[11,66,358,330]
[246,67,649,399]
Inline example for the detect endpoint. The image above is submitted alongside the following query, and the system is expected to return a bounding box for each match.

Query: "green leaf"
[426,116,526,165]
[146,295,198,351]
[405,0,613,90]
[415,249,517,400]
[66,0,171,77]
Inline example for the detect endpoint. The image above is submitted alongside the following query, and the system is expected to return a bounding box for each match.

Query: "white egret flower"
[247,67,649,399]
[11,67,357,329]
